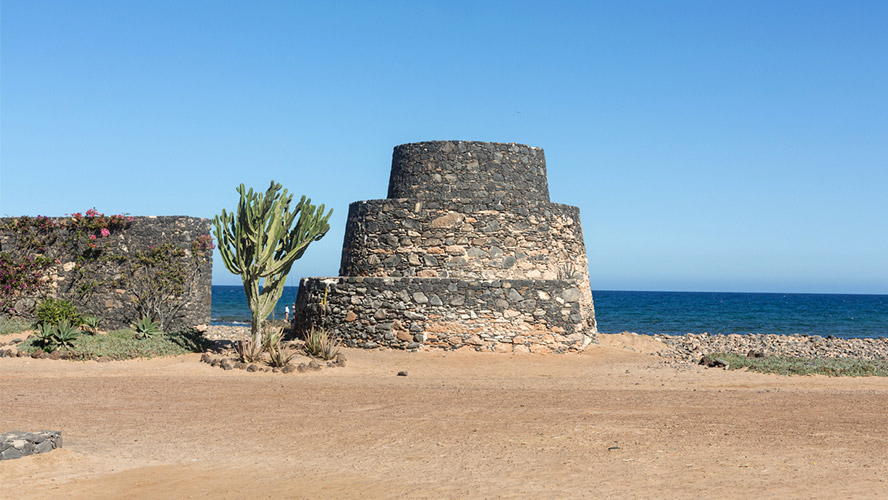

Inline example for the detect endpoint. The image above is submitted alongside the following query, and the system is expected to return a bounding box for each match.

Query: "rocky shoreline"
[651,332,888,365]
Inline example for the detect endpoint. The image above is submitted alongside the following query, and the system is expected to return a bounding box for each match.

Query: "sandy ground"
[2,332,887,499]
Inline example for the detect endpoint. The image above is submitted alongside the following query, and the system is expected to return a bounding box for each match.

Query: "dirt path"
[2,333,887,499]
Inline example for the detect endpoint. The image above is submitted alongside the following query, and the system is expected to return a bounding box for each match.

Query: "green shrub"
[714,352,888,377]
[0,318,33,335]
[35,298,81,327]
[17,327,209,360]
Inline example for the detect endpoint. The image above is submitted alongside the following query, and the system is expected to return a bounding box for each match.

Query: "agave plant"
[302,325,340,361]
[82,315,102,334]
[132,316,162,339]
[235,328,265,363]
[35,323,58,352]
[263,326,296,368]
[53,319,80,349]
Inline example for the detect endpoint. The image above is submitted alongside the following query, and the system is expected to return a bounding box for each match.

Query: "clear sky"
[2,1,886,294]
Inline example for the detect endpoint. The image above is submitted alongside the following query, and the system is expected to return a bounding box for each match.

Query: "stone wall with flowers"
[0,212,212,331]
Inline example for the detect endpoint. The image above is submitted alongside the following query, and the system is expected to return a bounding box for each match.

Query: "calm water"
[211,286,888,339]
[212,285,302,325]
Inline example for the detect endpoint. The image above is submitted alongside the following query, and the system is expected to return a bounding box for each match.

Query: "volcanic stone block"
[0,431,62,460]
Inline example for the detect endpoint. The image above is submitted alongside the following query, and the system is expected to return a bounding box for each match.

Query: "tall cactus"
[213,181,332,341]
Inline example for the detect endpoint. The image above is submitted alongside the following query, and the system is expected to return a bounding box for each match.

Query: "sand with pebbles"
[1,331,887,499]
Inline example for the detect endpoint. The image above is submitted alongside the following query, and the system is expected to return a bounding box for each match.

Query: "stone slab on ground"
[0,431,62,460]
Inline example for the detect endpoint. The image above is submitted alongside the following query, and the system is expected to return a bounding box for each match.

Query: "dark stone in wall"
[0,216,212,330]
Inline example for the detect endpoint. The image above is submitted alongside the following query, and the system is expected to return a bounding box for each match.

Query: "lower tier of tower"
[293,276,597,353]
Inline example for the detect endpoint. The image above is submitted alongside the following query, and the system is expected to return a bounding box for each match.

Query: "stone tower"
[294,141,597,353]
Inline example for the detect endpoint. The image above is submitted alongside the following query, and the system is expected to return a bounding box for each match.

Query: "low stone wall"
[294,276,595,353]
[1,431,62,460]
[0,216,212,330]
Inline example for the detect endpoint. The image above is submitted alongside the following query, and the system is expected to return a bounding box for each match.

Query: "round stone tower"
[294,141,597,353]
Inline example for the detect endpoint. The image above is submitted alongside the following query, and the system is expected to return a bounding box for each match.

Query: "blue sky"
[2,1,886,294]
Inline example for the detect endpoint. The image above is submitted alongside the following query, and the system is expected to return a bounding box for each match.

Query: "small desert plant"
[53,319,80,349]
[235,329,265,363]
[81,315,102,334]
[264,326,296,368]
[132,315,162,339]
[303,325,340,360]
[34,322,58,352]
[35,298,81,327]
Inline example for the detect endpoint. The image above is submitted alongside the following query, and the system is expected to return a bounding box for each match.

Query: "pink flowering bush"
[0,253,54,314]
[0,216,59,314]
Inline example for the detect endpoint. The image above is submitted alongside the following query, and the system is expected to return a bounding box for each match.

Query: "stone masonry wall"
[340,199,588,281]
[294,276,591,353]
[388,141,550,205]
[338,198,595,330]
[0,216,212,330]
[295,140,597,352]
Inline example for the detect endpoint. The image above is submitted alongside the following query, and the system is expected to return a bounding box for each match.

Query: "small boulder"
[332,353,347,367]
[699,355,729,369]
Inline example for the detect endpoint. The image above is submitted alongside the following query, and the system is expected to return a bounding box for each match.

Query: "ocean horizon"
[211,285,887,339]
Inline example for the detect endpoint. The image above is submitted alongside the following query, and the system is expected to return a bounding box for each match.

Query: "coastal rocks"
[654,332,888,366]
[1,431,62,460]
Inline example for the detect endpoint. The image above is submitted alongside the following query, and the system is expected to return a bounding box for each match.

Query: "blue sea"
[211,286,888,339]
